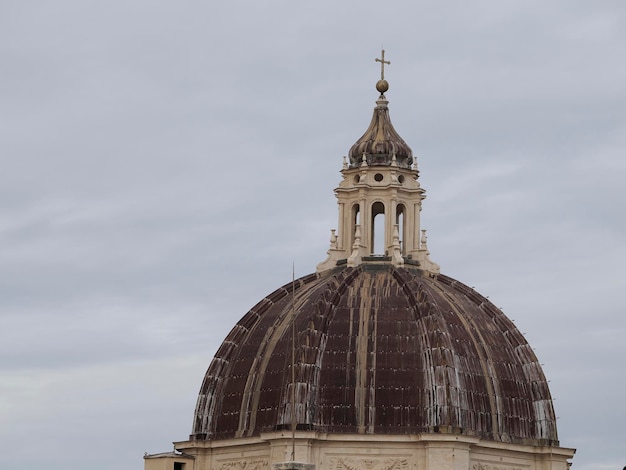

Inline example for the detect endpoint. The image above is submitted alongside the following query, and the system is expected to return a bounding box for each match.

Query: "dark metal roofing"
[347,97,413,169]
[191,265,558,446]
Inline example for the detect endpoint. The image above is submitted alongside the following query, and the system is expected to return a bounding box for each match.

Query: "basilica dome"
[146,52,573,470]
[179,55,568,470]
[191,264,558,446]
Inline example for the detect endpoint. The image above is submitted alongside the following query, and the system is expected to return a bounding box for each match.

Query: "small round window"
[398,175,405,184]
[354,175,360,184]
[374,173,383,182]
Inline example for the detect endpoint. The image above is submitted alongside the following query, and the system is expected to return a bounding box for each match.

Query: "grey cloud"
[1,2,625,469]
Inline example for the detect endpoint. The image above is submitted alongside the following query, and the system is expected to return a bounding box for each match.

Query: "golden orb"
[376,79,389,93]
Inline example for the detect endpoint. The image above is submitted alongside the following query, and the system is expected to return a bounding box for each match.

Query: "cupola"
[317,50,439,273]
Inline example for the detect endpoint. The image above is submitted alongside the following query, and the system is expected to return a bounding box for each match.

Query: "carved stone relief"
[219,458,270,470]
[330,457,410,470]
[471,463,523,470]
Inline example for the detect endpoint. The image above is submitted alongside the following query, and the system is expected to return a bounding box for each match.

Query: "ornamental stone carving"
[471,463,523,470]
[219,458,269,470]
[330,457,409,470]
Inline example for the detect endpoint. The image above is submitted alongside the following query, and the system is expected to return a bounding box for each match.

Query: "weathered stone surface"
[192,264,558,446]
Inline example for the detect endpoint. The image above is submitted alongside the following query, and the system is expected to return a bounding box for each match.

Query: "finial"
[375,49,390,80]
[391,224,404,266]
[421,229,428,250]
[375,49,390,94]
[347,225,363,267]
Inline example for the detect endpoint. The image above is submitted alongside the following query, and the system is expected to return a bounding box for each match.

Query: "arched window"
[396,204,406,254]
[371,201,385,255]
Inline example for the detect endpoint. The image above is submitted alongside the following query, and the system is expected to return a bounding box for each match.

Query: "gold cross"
[375,49,390,80]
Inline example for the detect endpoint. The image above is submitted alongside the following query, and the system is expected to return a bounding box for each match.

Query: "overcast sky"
[1,2,625,469]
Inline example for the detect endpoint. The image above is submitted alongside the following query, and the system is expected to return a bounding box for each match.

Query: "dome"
[146,52,574,470]
[191,264,558,446]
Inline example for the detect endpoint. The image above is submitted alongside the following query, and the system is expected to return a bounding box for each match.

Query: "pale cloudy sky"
[1,2,625,469]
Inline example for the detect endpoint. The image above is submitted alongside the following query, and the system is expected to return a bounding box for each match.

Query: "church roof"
[191,264,558,446]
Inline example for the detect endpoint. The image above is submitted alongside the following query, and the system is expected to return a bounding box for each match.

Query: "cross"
[375,49,390,80]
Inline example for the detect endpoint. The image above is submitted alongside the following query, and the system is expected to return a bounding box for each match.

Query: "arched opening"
[371,201,385,255]
[396,204,406,255]
[350,203,360,249]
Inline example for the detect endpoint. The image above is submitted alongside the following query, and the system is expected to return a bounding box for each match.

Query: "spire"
[347,51,413,169]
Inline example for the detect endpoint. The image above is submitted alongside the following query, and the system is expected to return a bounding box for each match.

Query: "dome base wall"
[163,432,574,470]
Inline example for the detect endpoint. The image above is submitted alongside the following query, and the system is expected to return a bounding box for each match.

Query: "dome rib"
[427,277,502,437]
[192,273,320,439]
[278,267,361,433]
[238,273,328,438]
